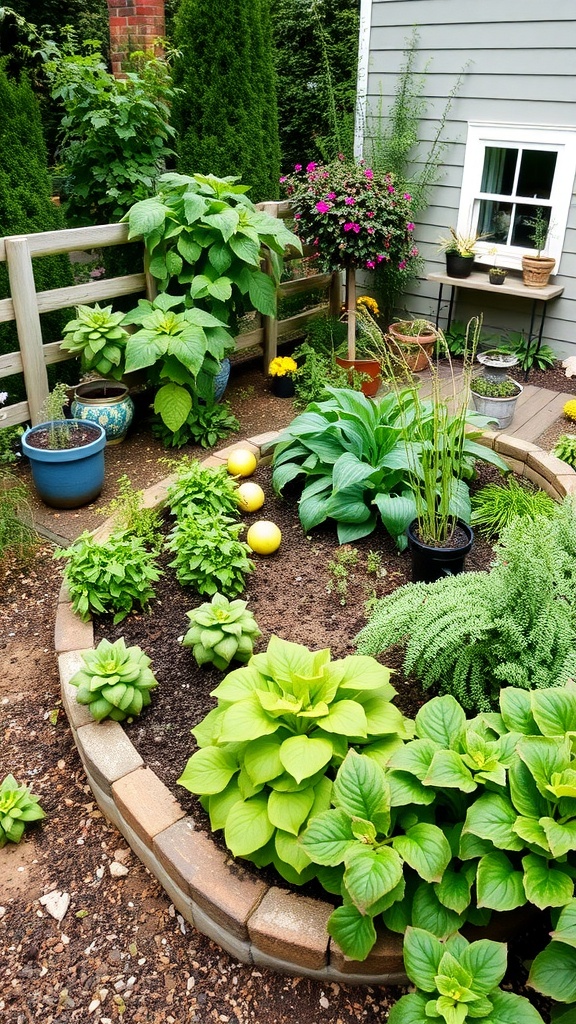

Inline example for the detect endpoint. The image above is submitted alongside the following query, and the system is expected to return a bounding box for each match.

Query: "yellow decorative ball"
[227,449,257,477]
[237,482,265,513]
[564,400,576,422]
[246,521,282,555]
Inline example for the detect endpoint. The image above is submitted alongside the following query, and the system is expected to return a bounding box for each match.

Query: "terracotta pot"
[521,255,556,288]
[387,323,437,373]
[335,356,381,397]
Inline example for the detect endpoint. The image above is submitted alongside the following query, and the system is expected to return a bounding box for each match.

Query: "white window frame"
[456,122,576,274]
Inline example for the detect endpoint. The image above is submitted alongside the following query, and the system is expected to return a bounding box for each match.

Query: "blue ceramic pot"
[21,420,106,509]
[214,358,231,402]
[71,380,135,444]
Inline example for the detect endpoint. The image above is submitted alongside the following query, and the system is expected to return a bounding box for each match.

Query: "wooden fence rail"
[0,202,340,427]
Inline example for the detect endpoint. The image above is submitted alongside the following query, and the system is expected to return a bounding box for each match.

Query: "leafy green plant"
[125,171,301,331]
[553,434,576,469]
[121,293,235,432]
[178,635,409,884]
[55,530,161,623]
[165,458,240,521]
[98,474,163,551]
[326,546,358,605]
[302,681,576,970]
[183,593,261,671]
[355,502,576,710]
[151,396,239,449]
[525,206,551,257]
[167,514,253,597]
[439,320,468,357]
[437,228,482,256]
[0,424,24,465]
[471,476,556,538]
[366,550,383,575]
[69,637,158,722]
[497,330,556,372]
[44,46,176,224]
[0,774,45,847]
[292,344,365,409]
[471,376,520,398]
[60,303,129,380]
[388,927,544,1024]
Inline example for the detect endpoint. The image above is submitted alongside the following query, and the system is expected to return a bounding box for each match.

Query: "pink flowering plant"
[281,158,418,274]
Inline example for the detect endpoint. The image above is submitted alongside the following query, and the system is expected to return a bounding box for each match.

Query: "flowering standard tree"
[281,158,418,358]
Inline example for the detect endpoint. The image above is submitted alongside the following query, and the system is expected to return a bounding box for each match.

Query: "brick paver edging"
[55,430,576,983]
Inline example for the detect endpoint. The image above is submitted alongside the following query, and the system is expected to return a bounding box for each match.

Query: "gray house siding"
[361,1,576,357]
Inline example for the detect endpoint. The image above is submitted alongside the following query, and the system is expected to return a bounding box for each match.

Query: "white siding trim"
[354,0,372,160]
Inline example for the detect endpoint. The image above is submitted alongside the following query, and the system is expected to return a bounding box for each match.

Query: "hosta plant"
[55,530,162,623]
[61,303,129,380]
[178,635,410,885]
[183,593,261,670]
[302,682,576,974]
[165,458,240,520]
[388,927,544,1024]
[69,638,158,722]
[0,774,45,847]
[167,514,253,597]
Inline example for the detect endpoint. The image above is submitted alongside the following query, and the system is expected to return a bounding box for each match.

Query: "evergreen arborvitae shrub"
[171,0,281,202]
[0,62,73,400]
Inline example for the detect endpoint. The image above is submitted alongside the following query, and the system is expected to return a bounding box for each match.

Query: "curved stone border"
[55,430,576,983]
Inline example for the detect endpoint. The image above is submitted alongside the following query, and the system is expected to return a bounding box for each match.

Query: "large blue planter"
[22,420,106,509]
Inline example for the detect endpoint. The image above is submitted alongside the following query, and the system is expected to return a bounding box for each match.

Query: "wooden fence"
[0,201,341,427]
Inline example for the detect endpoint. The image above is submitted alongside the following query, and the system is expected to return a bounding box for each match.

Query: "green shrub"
[98,475,163,551]
[355,501,576,710]
[470,476,556,538]
[553,434,576,469]
[69,638,159,722]
[183,593,261,670]
[178,635,408,884]
[151,396,239,449]
[292,342,365,409]
[55,530,162,623]
[167,514,253,597]
[0,773,45,847]
[165,458,240,521]
[172,0,280,201]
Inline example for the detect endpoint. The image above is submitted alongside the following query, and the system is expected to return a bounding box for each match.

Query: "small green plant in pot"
[0,774,45,847]
[69,638,159,721]
[522,206,555,287]
[183,593,261,670]
[61,303,129,380]
[470,374,522,430]
[437,228,481,278]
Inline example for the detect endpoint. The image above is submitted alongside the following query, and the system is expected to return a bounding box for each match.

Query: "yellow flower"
[268,356,298,377]
[357,295,380,316]
[564,400,576,422]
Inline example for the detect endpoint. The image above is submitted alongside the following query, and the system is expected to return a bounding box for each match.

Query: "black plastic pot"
[271,375,296,398]
[445,253,475,279]
[407,520,474,583]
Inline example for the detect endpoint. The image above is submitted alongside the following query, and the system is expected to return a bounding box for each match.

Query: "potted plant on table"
[281,157,419,373]
[21,383,106,509]
[521,206,555,288]
[489,266,508,285]
[437,227,481,278]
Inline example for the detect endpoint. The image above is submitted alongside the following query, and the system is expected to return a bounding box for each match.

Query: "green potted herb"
[489,266,508,285]
[470,374,523,429]
[522,206,555,287]
[437,227,482,278]
[21,383,106,509]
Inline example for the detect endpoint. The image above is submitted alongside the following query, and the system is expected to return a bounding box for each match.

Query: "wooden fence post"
[5,236,49,425]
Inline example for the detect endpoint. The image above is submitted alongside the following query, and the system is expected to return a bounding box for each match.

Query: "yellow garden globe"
[237,482,265,513]
[226,448,257,477]
[246,521,282,555]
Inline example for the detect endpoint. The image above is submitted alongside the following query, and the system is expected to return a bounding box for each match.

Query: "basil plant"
[178,635,411,885]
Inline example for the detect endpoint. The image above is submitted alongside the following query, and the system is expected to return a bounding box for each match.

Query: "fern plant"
[470,476,556,538]
[355,500,576,710]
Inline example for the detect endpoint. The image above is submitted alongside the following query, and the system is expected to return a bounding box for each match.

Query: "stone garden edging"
[55,430,576,983]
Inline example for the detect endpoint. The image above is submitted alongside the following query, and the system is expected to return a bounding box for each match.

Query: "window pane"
[478,200,513,242]
[516,150,557,199]
[480,147,517,195]
[511,204,551,248]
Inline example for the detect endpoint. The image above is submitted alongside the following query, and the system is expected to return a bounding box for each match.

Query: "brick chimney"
[107,0,166,76]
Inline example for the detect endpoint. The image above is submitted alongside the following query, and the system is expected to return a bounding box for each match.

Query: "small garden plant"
[69,638,159,722]
[61,303,129,380]
[470,475,556,538]
[553,433,576,469]
[0,774,45,847]
[165,458,240,520]
[167,514,253,597]
[183,593,261,670]
[470,376,519,398]
[55,530,162,623]
[98,474,163,551]
[326,546,359,605]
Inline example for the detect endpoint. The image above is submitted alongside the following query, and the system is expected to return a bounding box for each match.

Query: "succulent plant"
[0,774,45,847]
[183,593,261,670]
[61,303,129,380]
[69,638,159,721]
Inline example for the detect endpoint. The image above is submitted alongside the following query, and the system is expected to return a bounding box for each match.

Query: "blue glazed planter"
[22,420,106,509]
[71,380,135,444]
[214,358,231,402]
